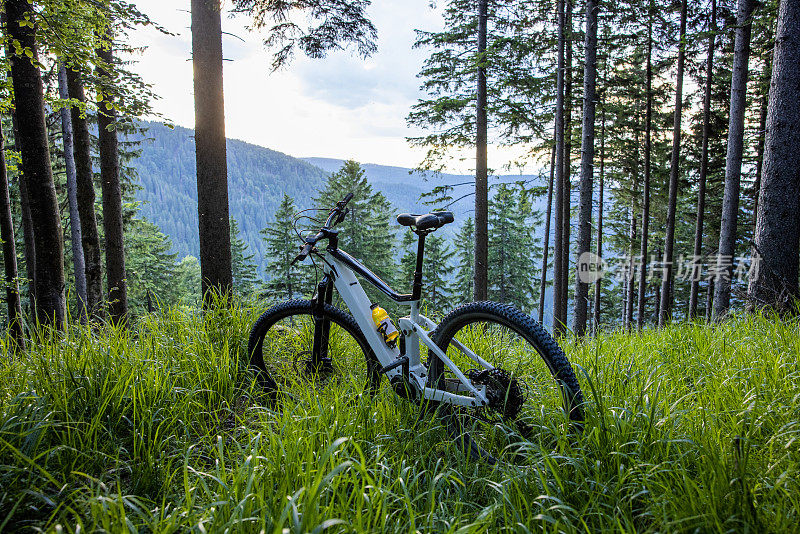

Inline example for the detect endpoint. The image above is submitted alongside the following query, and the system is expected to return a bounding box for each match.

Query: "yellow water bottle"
[371,303,399,347]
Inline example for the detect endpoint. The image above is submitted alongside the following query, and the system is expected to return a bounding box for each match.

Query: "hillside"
[129,123,549,276]
[130,122,329,273]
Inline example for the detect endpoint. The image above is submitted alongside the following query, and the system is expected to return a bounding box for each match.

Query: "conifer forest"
[1,0,799,531]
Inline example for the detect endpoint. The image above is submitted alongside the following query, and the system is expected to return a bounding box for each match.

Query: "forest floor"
[1,305,798,532]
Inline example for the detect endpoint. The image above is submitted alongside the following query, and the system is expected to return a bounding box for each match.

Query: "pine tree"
[175,255,202,307]
[0,121,24,349]
[399,231,418,293]
[424,233,455,313]
[230,218,259,297]
[659,0,690,325]
[314,160,396,284]
[452,218,475,303]
[261,194,308,300]
[714,0,757,319]
[488,184,540,311]
[192,0,233,303]
[96,28,129,322]
[125,217,179,313]
[5,0,66,328]
[399,230,454,314]
[747,0,800,311]
[409,0,554,302]
[573,0,600,336]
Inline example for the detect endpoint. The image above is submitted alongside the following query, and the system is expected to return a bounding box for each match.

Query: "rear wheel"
[429,301,584,464]
[248,300,381,402]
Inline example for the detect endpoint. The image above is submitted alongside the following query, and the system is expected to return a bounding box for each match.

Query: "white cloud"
[126,0,530,174]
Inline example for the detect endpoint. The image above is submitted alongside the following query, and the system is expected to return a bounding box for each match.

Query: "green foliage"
[124,216,180,313]
[488,183,541,311]
[1,312,799,531]
[452,217,475,303]
[260,193,312,300]
[230,218,259,297]
[408,0,555,171]
[174,255,202,306]
[422,233,455,313]
[231,0,377,70]
[314,160,396,286]
[400,230,454,314]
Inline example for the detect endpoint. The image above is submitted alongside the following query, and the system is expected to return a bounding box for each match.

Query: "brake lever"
[291,243,314,266]
[335,207,349,226]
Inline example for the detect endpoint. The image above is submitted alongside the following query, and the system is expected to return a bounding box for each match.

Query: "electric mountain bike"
[248,193,584,464]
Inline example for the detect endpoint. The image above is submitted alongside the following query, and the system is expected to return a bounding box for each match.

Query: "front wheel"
[248,300,382,402]
[429,301,584,464]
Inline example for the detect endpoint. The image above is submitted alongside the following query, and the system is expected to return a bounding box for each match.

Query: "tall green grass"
[1,306,798,532]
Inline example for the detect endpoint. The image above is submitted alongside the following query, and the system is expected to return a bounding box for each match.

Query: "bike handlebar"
[291,193,353,265]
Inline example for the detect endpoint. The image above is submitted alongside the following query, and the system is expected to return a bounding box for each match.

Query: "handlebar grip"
[341,192,354,205]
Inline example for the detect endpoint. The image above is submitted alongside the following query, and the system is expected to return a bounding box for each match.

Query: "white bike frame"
[320,249,491,408]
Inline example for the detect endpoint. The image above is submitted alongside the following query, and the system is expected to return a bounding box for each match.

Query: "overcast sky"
[127,1,469,170]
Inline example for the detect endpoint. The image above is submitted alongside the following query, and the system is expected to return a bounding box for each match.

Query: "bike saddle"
[396,211,454,232]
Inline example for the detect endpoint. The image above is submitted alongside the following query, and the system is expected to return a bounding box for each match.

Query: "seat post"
[412,232,426,301]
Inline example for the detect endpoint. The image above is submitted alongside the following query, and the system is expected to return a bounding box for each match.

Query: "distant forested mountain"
[130,122,330,274]
[129,122,547,276]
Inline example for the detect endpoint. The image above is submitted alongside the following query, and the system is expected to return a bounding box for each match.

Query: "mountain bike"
[248,193,584,464]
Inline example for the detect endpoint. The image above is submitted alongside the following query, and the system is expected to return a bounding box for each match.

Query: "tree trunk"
[625,204,637,330]
[473,0,489,301]
[752,40,772,236]
[747,0,800,311]
[659,0,689,326]
[9,113,35,309]
[65,67,103,317]
[553,0,567,335]
[560,0,574,328]
[538,141,556,324]
[637,10,654,329]
[593,103,605,333]
[713,0,756,319]
[654,250,662,321]
[96,34,129,322]
[4,33,35,311]
[5,0,66,328]
[0,121,25,350]
[58,65,88,321]
[572,0,598,336]
[192,0,233,304]
[689,0,717,318]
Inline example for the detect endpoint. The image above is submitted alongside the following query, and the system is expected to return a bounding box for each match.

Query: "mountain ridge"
[128,122,548,276]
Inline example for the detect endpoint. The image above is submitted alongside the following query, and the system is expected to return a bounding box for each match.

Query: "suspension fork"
[312,275,334,365]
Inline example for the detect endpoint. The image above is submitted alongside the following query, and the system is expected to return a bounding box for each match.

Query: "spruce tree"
[261,194,308,300]
[314,160,396,285]
[409,0,554,302]
[488,184,540,311]
[399,231,417,293]
[125,217,179,313]
[452,218,475,303]
[175,255,202,306]
[423,233,455,313]
[230,218,259,297]
[399,230,454,314]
